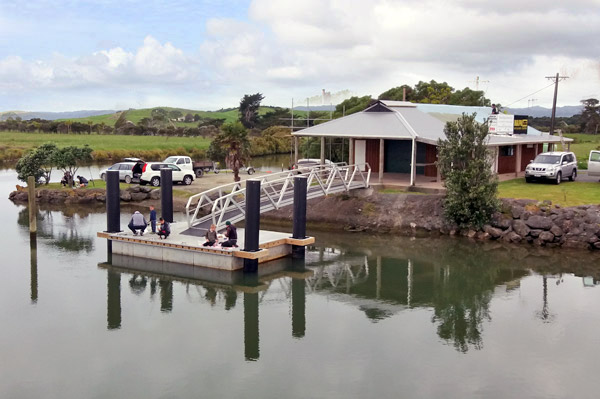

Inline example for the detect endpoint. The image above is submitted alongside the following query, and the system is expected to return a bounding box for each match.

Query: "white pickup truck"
[163,155,256,177]
[588,151,600,178]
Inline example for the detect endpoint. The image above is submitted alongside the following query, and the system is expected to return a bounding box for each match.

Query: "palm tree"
[209,122,250,182]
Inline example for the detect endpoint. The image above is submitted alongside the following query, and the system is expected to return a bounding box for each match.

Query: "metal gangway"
[185,162,371,231]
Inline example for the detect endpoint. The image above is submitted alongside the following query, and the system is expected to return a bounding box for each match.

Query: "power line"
[504,82,555,108]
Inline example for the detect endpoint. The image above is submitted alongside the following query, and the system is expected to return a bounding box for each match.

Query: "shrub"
[437,113,499,229]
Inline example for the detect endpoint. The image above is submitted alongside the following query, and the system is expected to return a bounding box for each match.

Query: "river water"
[1,167,600,399]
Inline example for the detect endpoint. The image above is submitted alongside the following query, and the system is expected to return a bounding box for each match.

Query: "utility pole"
[546,73,569,135]
[470,76,489,105]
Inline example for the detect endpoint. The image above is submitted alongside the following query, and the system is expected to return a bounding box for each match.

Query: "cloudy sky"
[1,0,599,111]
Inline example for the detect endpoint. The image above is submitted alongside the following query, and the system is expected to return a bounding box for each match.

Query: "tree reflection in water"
[18,208,94,254]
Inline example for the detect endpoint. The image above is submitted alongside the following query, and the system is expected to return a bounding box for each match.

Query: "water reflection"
[30,235,38,303]
[94,228,600,360]
[18,207,94,253]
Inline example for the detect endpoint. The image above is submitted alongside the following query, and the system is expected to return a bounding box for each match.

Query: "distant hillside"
[0,109,116,121]
[53,106,289,127]
[505,105,583,118]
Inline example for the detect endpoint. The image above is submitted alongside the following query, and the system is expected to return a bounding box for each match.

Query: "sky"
[0,0,599,111]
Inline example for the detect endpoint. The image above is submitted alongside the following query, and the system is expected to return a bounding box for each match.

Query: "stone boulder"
[512,220,531,237]
[538,231,555,242]
[525,215,553,230]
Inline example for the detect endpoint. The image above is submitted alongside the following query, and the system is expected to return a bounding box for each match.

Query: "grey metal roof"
[292,100,572,146]
[292,108,415,139]
[487,134,572,146]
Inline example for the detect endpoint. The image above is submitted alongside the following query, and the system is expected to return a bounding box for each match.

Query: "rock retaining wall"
[9,185,160,204]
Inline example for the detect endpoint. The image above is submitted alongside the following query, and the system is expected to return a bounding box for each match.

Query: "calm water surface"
[1,168,599,399]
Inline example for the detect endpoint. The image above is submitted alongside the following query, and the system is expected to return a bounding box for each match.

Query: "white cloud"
[1,0,599,110]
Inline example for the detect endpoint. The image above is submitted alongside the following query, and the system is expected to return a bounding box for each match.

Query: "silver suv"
[525,151,577,184]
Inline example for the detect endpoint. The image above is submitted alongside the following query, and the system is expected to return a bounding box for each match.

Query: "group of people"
[60,171,89,188]
[202,221,237,248]
[127,205,237,247]
[128,205,170,238]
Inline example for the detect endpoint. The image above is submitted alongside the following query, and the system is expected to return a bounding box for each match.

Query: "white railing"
[185,162,371,229]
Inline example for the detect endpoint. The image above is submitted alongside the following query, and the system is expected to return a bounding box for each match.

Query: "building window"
[500,146,514,156]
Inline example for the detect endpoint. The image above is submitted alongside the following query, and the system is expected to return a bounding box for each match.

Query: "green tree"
[51,145,93,185]
[378,85,414,101]
[15,143,58,184]
[437,113,499,229]
[169,110,183,120]
[580,98,600,133]
[413,80,453,104]
[239,93,265,128]
[114,110,129,130]
[449,87,491,106]
[208,122,250,182]
[333,96,372,118]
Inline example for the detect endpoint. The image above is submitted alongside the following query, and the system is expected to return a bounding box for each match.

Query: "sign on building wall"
[488,114,515,135]
[513,115,528,134]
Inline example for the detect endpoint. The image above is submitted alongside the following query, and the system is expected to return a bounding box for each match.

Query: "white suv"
[138,163,194,186]
[525,151,577,184]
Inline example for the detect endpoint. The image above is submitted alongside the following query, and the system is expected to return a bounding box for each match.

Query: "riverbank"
[9,183,600,250]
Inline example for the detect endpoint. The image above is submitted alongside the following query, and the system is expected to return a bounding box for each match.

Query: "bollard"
[106,170,120,233]
[27,176,37,234]
[160,168,173,223]
[243,179,261,272]
[292,176,308,258]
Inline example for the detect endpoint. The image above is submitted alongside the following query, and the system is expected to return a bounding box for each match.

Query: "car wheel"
[555,172,561,185]
[214,169,220,174]
[569,169,577,181]
[125,175,132,184]
[184,175,193,185]
[195,169,203,178]
[151,177,160,187]
[100,173,106,181]
[525,177,533,183]
[247,167,255,175]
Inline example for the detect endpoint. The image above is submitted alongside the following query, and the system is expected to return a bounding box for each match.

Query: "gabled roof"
[292,100,572,146]
[293,100,446,144]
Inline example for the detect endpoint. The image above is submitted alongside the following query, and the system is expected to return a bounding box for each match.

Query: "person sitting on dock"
[221,221,238,248]
[203,224,218,246]
[128,210,148,236]
[157,217,170,239]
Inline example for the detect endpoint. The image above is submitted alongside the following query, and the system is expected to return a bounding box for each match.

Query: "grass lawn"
[42,181,192,198]
[0,131,210,152]
[498,178,600,207]
[565,133,600,163]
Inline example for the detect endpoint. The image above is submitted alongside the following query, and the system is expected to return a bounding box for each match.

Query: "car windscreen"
[533,155,561,164]
[164,157,177,163]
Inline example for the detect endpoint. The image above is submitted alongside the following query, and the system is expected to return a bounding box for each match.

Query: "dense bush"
[437,113,499,229]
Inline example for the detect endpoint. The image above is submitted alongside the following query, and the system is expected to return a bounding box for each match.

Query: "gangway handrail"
[185,162,371,229]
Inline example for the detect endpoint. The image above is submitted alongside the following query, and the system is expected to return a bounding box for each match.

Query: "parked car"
[137,162,194,186]
[588,151,600,179]
[524,151,577,184]
[163,155,219,178]
[100,158,144,183]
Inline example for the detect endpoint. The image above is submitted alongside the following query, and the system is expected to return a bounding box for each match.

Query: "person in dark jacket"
[203,224,218,246]
[128,211,147,236]
[157,217,170,239]
[77,176,88,187]
[149,205,157,233]
[221,221,238,247]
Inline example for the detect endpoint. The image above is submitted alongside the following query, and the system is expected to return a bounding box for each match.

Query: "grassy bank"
[498,178,600,207]
[565,133,600,164]
[0,131,210,162]
[42,181,192,198]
